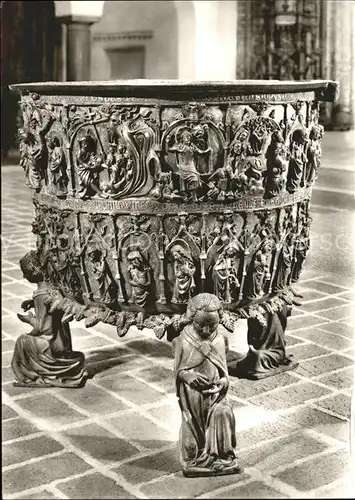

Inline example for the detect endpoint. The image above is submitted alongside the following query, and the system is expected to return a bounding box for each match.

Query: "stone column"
[175,0,237,80]
[175,1,196,80]
[325,0,355,130]
[60,16,97,81]
[54,1,104,81]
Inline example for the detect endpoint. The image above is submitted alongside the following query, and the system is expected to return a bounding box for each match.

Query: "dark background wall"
[1,0,61,159]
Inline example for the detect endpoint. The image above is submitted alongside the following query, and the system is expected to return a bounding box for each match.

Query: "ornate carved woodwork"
[10,79,338,385]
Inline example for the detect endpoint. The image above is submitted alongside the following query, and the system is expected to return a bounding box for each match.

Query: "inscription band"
[34,188,312,215]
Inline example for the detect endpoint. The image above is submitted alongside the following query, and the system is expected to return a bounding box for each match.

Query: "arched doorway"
[1,0,61,160]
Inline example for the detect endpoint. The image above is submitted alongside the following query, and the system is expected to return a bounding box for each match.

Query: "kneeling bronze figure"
[173,293,241,477]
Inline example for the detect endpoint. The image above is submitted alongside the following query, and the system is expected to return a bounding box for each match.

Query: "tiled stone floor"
[2,132,355,499]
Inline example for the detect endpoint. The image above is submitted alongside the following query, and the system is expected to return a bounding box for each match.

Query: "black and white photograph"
[1,1,354,498]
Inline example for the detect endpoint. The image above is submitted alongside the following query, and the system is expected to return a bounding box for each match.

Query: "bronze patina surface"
[9,79,338,387]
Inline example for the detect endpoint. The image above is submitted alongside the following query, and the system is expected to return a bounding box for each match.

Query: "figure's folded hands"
[202,377,229,395]
[190,374,212,391]
[180,371,212,391]
[21,299,34,311]
[17,311,35,326]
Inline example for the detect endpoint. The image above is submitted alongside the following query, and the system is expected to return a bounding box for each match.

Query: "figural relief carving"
[12,80,335,389]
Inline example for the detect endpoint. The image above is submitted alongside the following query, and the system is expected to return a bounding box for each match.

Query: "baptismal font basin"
[9,79,338,389]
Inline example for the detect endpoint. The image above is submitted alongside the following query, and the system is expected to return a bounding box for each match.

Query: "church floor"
[2,131,354,499]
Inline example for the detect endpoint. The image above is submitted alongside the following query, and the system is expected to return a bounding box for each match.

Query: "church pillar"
[175,1,196,79]
[193,1,237,80]
[175,0,237,80]
[325,0,354,130]
[54,1,104,81]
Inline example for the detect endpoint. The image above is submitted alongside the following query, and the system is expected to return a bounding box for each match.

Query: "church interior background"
[1,0,354,158]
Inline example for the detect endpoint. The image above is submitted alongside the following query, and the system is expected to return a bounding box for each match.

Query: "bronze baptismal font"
[10,79,338,475]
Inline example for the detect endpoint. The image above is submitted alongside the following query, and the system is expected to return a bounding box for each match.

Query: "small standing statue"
[18,108,53,191]
[273,232,294,291]
[169,129,210,202]
[286,129,308,193]
[48,136,68,197]
[264,131,287,198]
[212,246,240,303]
[76,132,106,199]
[18,128,45,191]
[170,244,196,304]
[291,209,311,283]
[11,251,88,388]
[245,240,273,300]
[104,144,119,188]
[88,247,116,304]
[172,293,241,477]
[127,246,152,307]
[304,124,323,186]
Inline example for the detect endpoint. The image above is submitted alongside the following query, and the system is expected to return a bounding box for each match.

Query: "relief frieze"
[18,94,323,207]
